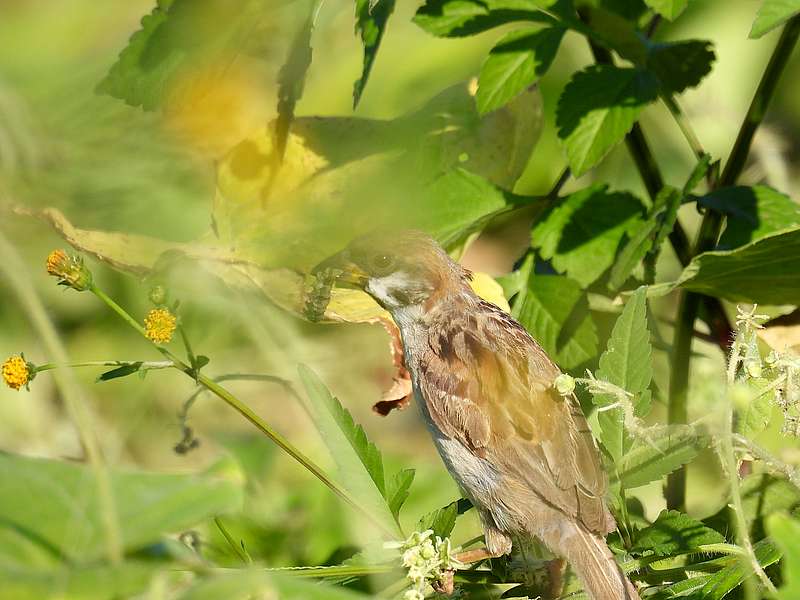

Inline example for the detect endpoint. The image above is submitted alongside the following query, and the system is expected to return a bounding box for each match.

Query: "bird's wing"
[421,302,612,535]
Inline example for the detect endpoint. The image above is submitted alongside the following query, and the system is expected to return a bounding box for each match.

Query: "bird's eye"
[371,254,394,272]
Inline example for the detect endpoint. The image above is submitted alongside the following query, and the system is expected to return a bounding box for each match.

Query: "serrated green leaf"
[96,362,144,382]
[750,0,800,38]
[556,66,659,176]
[411,169,516,248]
[417,500,460,539]
[516,274,599,370]
[298,365,399,535]
[632,510,725,557]
[701,538,782,600]
[699,185,800,249]
[613,425,704,489]
[97,0,259,110]
[385,469,415,521]
[531,185,645,287]
[413,0,555,38]
[354,0,396,108]
[768,513,800,600]
[736,379,775,438]
[594,287,652,461]
[656,227,800,305]
[647,40,715,94]
[476,26,564,115]
[0,453,242,564]
[644,0,689,20]
[276,7,315,159]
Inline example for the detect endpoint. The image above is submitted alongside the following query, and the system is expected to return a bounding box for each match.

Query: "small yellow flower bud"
[2,355,33,391]
[144,308,177,344]
[148,285,167,306]
[46,249,92,291]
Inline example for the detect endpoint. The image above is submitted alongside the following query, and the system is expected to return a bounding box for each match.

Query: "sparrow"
[314,230,639,600]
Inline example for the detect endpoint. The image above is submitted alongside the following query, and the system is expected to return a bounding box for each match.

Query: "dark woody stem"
[666,15,800,511]
[585,39,733,349]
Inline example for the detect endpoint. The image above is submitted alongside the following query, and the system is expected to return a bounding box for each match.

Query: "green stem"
[662,94,706,160]
[583,30,734,349]
[664,291,701,510]
[35,360,173,372]
[0,233,123,563]
[666,15,800,511]
[90,285,397,538]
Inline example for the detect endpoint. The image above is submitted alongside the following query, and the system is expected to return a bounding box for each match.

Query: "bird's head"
[313,230,472,311]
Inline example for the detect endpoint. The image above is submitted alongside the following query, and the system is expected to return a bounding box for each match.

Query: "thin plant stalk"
[0,231,123,563]
[666,15,800,510]
[88,284,398,538]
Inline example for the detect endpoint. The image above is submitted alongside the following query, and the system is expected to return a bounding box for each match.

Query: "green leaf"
[750,0,800,38]
[735,379,775,438]
[556,66,659,175]
[699,185,800,249]
[701,538,782,599]
[476,26,565,115]
[97,0,260,110]
[0,563,160,600]
[385,469,416,521]
[515,274,599,370]
[593,287,652,461]
[298,365,399,535]
[644,0,689,20]
[411,169,517,248]
[96,362,144,382]
[653,227,800,305]
[354,0,396,108]
[417,500,461,539]
[531,185,645,287]
[179,571,371,600]
[768,513,800,599]
[632,510,725,557]
[276,7,315,159]
[413,0,556,38]
[613,425,705,489]
[0,453,242,564]
[647,40,715,94]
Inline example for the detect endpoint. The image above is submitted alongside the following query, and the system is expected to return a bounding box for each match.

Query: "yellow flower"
[46,249,92,291]
[144,308,177,344]
[2,355,31,391]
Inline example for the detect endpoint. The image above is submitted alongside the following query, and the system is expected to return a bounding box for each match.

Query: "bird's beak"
[312,250,369,288]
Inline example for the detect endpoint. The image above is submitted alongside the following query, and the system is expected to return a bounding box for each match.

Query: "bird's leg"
[433,547,500,597]
[546,558,566,600]
[453,547,496,564]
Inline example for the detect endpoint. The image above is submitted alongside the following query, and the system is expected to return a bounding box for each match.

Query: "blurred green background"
[1,0,799,576]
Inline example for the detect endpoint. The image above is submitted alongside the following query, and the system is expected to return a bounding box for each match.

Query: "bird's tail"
[551,522,639,600]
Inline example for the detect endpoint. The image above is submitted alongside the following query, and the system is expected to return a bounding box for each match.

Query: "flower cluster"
[2,355,33,391]
[144,308,177,344]
[385,530,461,598]
[730,305,800,438]
[46,249,92,292]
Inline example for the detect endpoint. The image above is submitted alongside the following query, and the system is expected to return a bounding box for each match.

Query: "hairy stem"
[666,15,800,511]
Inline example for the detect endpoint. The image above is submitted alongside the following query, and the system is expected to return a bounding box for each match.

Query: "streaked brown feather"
[418,298,612,536]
